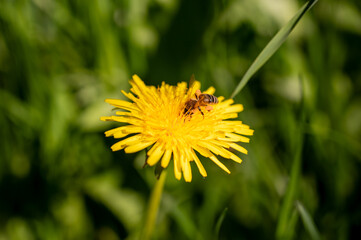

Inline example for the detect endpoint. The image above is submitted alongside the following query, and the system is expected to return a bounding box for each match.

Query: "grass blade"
[275,131,304,240]
[296,201,321,240]
[230,0,318,99]
[275,76,307,239]
[215,207,228,240]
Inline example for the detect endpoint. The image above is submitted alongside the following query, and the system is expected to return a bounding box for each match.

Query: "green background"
[1,0,361,239]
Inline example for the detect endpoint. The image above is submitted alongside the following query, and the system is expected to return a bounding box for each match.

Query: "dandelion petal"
[147,145,164,166]
[161,149,172,168]
[183,159,192,182]
[191,149,207,177]
[210,156,230,174]
[124,141,155,154]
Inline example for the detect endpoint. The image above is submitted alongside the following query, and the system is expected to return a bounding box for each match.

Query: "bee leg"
[184,113,191,122]
[198,106,204,118]
[195,89,202,99]
[183,110,193,122]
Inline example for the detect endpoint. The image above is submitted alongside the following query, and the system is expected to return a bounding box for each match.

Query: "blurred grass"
[296,201,321,240]
[1,0,361,240]
[276,75,306,240]
[230,0,317,98]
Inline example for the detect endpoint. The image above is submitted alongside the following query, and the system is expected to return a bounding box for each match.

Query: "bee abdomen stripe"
[210,95,218,104]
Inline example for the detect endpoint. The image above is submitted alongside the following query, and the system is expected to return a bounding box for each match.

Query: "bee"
[183,89,219,118]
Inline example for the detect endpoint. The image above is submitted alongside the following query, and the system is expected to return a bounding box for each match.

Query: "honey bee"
[183,89,219,118]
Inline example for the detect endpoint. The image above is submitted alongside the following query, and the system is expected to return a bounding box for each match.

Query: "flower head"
[101,75,253,182]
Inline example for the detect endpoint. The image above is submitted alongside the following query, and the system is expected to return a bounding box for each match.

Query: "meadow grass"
[1,0,360,239]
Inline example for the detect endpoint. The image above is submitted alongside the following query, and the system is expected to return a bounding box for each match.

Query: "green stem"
[142,170,167,240]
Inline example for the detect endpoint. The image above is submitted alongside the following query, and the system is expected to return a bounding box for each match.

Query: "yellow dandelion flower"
[101,75,254,182]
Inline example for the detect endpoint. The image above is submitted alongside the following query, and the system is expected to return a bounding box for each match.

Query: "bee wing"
[189,74,196,88]
[186,74,201,98]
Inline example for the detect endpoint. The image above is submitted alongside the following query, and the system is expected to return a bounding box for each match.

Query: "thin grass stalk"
[142,170,167,240]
